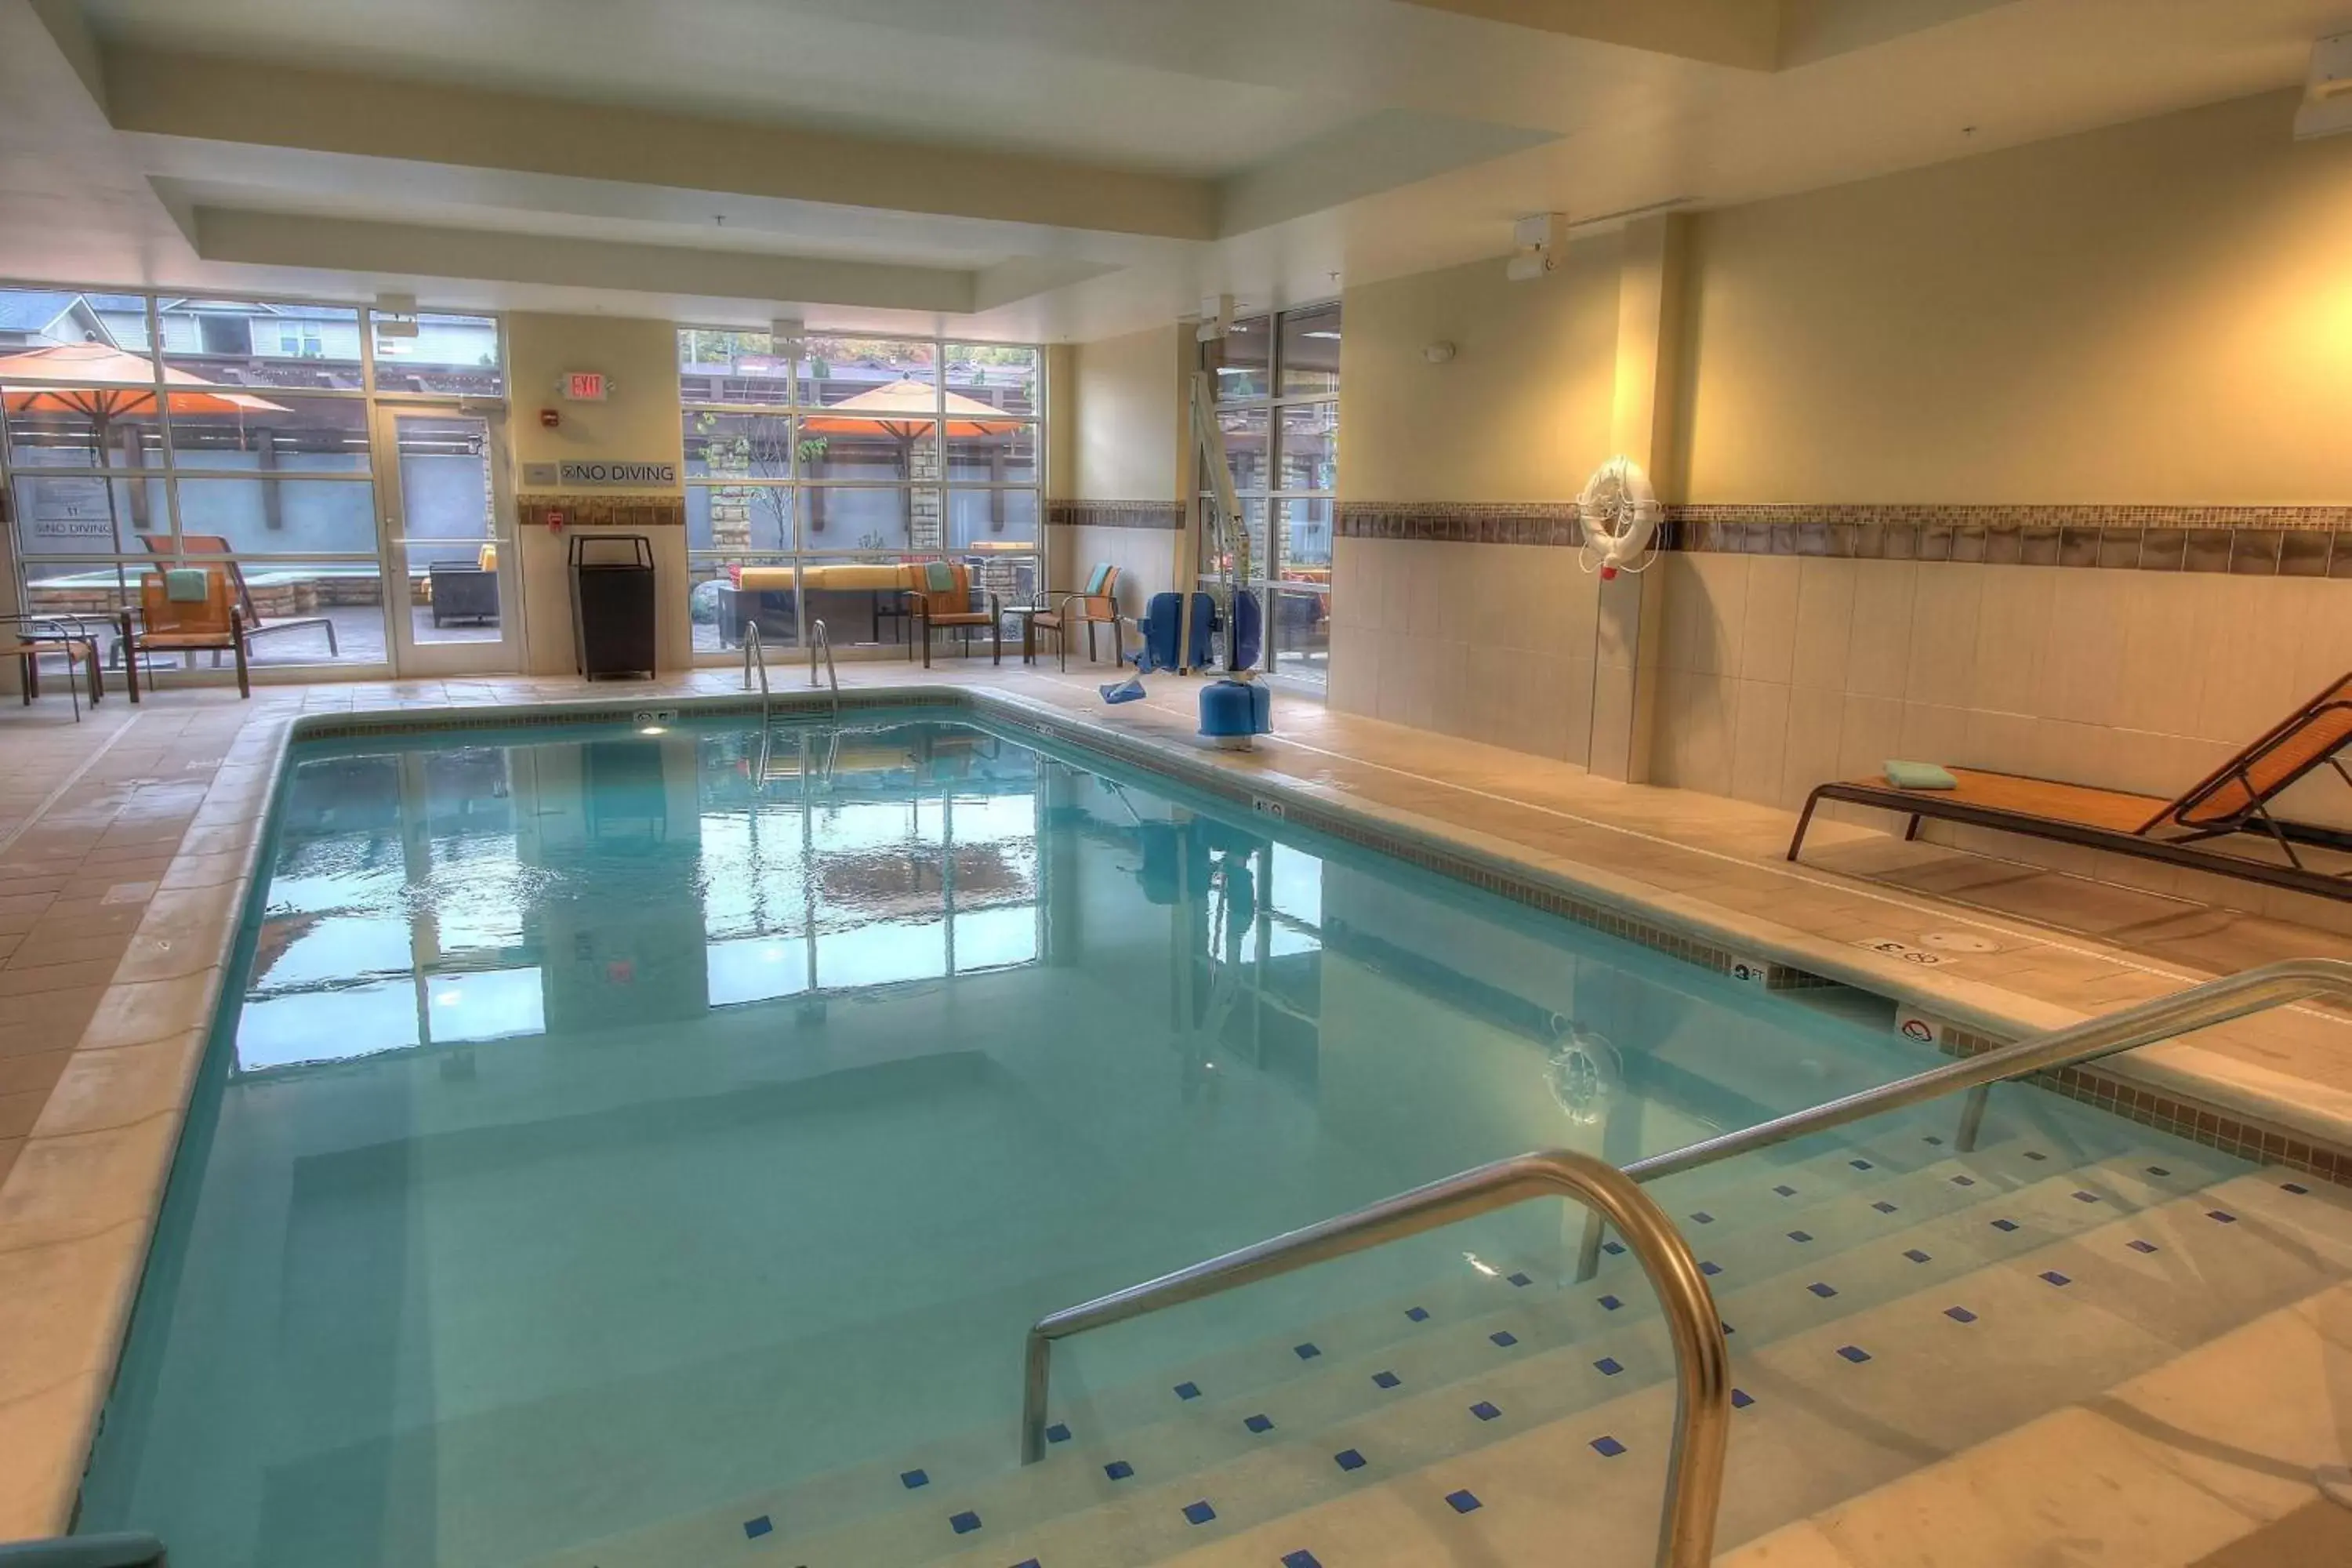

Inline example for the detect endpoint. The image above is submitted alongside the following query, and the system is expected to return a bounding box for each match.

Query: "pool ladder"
[1018,956,2352,1568]
[742,619,839,721]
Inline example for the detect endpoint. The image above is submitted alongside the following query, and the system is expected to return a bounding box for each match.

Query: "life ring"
[1577,456,1662,579]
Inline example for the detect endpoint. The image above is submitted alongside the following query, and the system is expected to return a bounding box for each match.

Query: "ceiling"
[2,0,2347,342]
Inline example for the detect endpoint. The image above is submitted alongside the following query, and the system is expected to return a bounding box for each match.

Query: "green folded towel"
[164,568,209,604]
[923,561,956,593]
[1884,760,1957,790]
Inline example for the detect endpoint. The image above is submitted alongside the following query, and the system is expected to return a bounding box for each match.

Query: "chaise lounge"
[1789,671,2352,902]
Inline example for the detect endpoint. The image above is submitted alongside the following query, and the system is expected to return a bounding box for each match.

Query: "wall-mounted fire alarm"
[539,408,561,428]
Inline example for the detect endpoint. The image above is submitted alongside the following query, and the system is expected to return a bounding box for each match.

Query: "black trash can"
[569,532,656,680]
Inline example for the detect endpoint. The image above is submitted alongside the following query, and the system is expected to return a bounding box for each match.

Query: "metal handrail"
[808,619,840,719]
[741,621,771,723]
[1013,958,2352,1566]
[1573,955,2352,1276]
[1021,1150,1733,1568]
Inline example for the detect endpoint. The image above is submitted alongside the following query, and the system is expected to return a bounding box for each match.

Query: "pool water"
[77,713,2123,1565]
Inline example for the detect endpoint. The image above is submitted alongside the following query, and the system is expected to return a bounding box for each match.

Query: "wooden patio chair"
[122,567,250,699]
[1789,670,2352,902]
[140,535,339,658]
[902,560,1002,667]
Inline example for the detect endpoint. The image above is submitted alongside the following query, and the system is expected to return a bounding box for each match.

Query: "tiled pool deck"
[2,659,2351,1548]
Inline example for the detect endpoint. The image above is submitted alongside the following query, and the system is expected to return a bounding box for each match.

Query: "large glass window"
[679,328,1041,655]
[1200,301,1338,685]
[1,286,504,676]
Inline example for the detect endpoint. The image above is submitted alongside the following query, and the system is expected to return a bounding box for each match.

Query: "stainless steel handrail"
[1573,955,2352,1277]
[808,618,840,719]
[1021,1150,1733,1568]
[741,621,771,723]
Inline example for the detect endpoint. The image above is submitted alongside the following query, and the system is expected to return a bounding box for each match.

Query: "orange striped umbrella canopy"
[799,379,1018,440]
[0,341,288,418]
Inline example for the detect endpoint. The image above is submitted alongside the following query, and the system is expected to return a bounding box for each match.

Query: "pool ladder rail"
[741,618,840,721]
[1018,956,2352,1568]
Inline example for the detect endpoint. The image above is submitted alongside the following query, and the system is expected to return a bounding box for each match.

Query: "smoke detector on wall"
[2296,31,2352,140]
[1196,294,1236,343]
[1505,212,1567,282]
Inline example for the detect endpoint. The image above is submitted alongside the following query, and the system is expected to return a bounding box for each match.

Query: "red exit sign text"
[562,371,608,401]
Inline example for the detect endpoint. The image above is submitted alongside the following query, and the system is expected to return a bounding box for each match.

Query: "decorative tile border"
[1047,499,1183,531]
[1940,1025,2349,1186]
[1335,499,2352,576]
[517,492,687,529]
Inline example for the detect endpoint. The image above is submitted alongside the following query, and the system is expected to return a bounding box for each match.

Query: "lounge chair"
[1024,563,1123,669]
[2,614,100,719]
[1788,672,2352,902]
[121,567,251,699]
[140,535,339,658]
[903,561,1002,667]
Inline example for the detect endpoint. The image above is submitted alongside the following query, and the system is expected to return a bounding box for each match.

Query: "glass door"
[375,405,520,674]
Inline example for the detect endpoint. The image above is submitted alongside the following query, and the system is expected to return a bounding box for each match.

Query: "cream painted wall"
[1050,323,1187,612]
[505,313,688,676]
[1678,90,2352,504]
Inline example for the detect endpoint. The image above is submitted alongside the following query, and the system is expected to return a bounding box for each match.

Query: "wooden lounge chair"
[122,568,250,699]
[902,561,1002,668]
[1789,672,2352,902]
[1025,563,1123,669]
[140,535,339,658]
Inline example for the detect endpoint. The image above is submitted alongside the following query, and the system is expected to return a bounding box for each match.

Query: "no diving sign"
[521,460,678,488]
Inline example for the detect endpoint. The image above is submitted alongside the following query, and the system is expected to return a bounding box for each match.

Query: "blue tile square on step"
[1945,1305,1977,1323]
[1732,1388,1755,1409]
[2147,1166,2171,1177]
[1406,1305,1430,1321]
[1699,1261,1722,1276]
[1283,1554,1324,1568]
[1182,1501,1217,1526]
[949,1510,982,1535]
[1045,1421,1071,1443]
[2128,1240,2158,1254]
[1490,1330,1518,1347]
[2073,1191,2101,1203]
[1690,1211,1715,1224]
[742,1516,772,1540]
[1014,1561,1042,1568]
[1599,1294,1623,1311]
[1991,1218,2020,1232]
[2041,1271,2071,1287]
[1105,1460,1134,1481]
[1849,1159,1874,1171]
[1774,1184,1798,1197]
[1595,1356,1623,1375]
[1872,1200,1898,1214]
[899,1468,929,1490]
[1924,1134,1944,1145]
[1602,1240,1626,1255]
[2209,1210,2238,1224]
[1838,1345,1872,1363]
[2285,1182,2310,1195]
[1471,1400,1502,1421]
[1808,1281,1838,1298]
[1592,1435,1627,1457]
[1951,1175,1976,1187]
[1446,1489,1483,1514]
[1904,1248,1931,1263]
[1508,1272,1532,1287]
[1788,1230,1813,1243]
[1174,1381,1201,1399]
[2024,1150,2048,1161]
[1373,1370,1401,1388]
[1334,1448,1367,1472]
[1294,1342,1321,1359]
[1245,1413,1274,1433]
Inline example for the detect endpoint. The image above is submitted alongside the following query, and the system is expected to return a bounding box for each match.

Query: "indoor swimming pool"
[74,710,2249,1568]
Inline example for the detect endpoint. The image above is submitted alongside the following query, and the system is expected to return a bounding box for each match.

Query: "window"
[678,328,1042,655]
[0,285,506,677]
[1200,301,1338,685]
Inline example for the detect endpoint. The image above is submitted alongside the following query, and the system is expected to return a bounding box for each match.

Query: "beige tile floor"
[2,656,2352,1546]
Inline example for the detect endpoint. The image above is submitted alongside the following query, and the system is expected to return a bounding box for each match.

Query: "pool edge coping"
[2,681,2347,1541]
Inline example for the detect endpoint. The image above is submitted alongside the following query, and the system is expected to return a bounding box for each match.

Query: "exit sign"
[562,371,608,401]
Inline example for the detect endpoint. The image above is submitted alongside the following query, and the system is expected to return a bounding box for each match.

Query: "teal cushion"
[924,561,957,593]
[1883,760,1958,790]
[1083,563,1112,596]
[165,568,209,603]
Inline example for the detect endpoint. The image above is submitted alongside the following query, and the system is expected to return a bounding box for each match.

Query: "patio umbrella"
[0,341,286,561]
[798,378,1020,539]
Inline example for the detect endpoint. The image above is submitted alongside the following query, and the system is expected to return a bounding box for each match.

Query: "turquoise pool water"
[78,711,2140,1565]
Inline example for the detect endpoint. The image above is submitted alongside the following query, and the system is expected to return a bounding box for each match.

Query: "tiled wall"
[1326,535,1602,764]
[1649,550,2352,918]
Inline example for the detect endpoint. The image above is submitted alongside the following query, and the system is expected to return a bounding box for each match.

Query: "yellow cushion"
[803,564,907,590]
[737,566,796,590]
[477,543,498,571]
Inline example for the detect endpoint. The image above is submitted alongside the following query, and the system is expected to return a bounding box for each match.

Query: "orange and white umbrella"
[799,379,1020,441]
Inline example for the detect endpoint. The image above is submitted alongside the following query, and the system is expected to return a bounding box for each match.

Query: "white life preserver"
[1576,455,1662,579]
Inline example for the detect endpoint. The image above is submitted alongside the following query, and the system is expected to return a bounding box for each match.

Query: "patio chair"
[427,560,500,626]
[140,535,339,657]
[902,561,1002,668]
[1025,563,1123,670]
[1788,670,2352,902]
[121,567,250,699]
[1,615,99,720]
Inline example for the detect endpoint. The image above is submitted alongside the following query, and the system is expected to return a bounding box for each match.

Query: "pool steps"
[521,1129,2351,1566]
